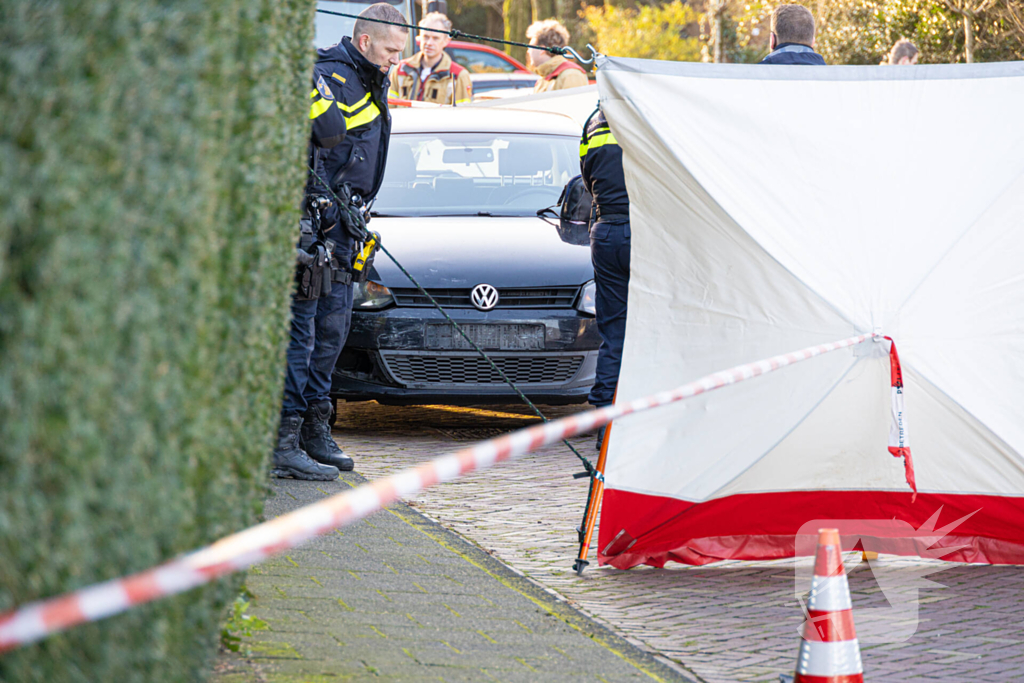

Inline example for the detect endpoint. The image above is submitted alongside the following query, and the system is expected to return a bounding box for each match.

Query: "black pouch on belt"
[295,223,332,300]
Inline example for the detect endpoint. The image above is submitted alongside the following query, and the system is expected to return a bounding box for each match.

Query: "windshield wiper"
[476,211,493,217]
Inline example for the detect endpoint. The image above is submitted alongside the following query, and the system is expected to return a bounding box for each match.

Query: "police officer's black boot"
[300,400,355,472]
[595,426,606,451]
[271,414,340,481]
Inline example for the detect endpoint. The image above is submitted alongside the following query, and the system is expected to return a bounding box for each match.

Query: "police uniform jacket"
[391,51,472,105]
[533,55,589,94]
[579,108,629,222]
[759,43,826,65]
[306,37,393,243]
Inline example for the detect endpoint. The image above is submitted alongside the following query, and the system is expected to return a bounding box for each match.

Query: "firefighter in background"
[527,20,588,94]
[579,105,629,449]
[391,13,472,105]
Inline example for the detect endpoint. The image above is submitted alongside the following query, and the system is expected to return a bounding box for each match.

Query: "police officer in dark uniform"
[580,106,630,448]
[759,4,826,65]
[272,4,409,481]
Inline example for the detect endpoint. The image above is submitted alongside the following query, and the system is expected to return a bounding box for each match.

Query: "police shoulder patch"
[316,75,334,100]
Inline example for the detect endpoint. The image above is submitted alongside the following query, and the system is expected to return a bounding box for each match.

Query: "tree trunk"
[503,0,532,64]
[964,11,975,63]
[486,3,504,45]
[709,0,725,63]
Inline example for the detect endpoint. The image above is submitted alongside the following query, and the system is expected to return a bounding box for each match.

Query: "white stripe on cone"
[0,333,876,653]
[796,640,864,676]
[806,575,853,612]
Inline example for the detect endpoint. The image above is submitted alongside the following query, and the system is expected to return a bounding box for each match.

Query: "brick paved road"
[339,401,1024,683]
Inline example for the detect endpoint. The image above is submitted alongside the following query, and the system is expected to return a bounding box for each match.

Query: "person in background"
[272,4,407,481]
[579,106,630,449]
[887,38,919,65]
[391,12,472,105]
[760,4,826,65]
[526,20,588,93]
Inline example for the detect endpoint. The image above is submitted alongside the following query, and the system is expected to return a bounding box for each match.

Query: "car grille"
[381,352,584,386]
[390,286,579,309]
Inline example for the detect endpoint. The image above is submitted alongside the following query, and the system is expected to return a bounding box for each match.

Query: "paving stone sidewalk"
[335,402,1024,683]
[213,472,693,682]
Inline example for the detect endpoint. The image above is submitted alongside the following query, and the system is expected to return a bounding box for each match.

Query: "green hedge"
[0,1,313,679]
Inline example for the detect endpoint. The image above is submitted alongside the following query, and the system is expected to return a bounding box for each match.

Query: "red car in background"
[445,41,539,100]
[446,41,531,74]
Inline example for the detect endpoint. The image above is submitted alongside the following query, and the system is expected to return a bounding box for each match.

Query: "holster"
[295,219,333,300]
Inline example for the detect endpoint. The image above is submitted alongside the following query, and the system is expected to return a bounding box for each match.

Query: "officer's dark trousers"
[281,280,354,417]
[588,219,631,408]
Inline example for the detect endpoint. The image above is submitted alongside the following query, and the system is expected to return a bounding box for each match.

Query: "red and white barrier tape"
[884,336,917,501]
[0,332,875,653]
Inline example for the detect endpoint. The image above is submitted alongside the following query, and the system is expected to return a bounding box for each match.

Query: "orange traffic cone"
[794,528,864,683]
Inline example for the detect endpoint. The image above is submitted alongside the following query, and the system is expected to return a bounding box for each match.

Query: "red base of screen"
[598,489,1024,569]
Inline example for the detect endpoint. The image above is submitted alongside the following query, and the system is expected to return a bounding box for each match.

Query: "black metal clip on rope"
[307,167,598,480]
[315,8,597,66]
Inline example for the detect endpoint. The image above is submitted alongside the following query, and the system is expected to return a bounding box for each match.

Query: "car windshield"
[373,133,579,217]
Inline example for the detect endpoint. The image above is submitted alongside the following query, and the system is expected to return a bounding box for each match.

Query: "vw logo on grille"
[470,283,499,311]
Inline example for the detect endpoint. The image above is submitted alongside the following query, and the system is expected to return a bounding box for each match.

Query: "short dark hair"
[771,4,815,47]
[888,38,919,64]
[353,3,409,42]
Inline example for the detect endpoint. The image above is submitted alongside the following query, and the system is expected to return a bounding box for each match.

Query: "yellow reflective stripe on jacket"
[455,97,472,105]
[344,100,381,129]
[579,129,618,157]
[338,92,371,113]
[309,97,334,120]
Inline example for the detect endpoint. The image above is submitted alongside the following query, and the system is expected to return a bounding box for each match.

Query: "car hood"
[365,216,593,289]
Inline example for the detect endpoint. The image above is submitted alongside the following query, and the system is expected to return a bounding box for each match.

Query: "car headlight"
[353,281,394,310]
[575,280,596,316]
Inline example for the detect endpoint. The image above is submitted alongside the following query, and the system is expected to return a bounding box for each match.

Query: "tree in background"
[816,0,1023,63]
[503,0,533,62]
[582,1,703,62]
[447,0,506,47]
[941,0,997,61]
[718,0,1022,64]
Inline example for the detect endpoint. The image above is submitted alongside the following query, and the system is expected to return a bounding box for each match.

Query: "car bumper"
[331,307,600,405]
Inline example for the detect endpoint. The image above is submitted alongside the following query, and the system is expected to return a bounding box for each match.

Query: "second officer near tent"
[272,4,407,482]
[580,106,630,448]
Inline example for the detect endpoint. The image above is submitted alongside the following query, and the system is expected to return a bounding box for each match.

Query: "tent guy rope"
[0,332,887,653]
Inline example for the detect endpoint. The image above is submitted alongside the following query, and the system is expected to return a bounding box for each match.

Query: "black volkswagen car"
[331,107,599,405]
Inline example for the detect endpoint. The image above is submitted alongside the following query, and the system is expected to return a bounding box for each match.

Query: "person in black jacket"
[760,4,826,65]
[580,107,630,448]
[272,4,408,481]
